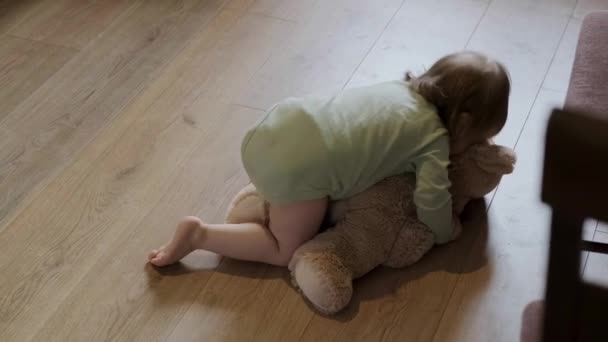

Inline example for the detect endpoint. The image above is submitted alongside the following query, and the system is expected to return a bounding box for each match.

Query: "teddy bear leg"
[290,246,353,315]
[290,211,394,314]
[384,221,434,268]
[224,183,269,226]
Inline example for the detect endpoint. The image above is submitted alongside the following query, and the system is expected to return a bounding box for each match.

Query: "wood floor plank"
[0,0,225,233]
[573,0,608,19]
[225,0,255,11]
[466,0,573,148]
[0,0,40,35]
[0,35,75,122]
[27,101,261,342]
[234,0,403,110]
[0,79,213,341]
[176,10,295,103]
[542,18,582,92]
[347,0,488,88]
[492,0,575,17]
[166,264,295,342]
[228,0,319,22]
[0,8,293,342]
[166,259,317,342]
[432,89,566,342]
[252,285,320,342]
[9,0,139,50]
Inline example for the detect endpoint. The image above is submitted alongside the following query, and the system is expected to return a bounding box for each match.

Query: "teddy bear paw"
[290,252,353,315]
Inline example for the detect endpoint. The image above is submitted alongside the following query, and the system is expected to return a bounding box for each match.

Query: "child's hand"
[451,214,463,241]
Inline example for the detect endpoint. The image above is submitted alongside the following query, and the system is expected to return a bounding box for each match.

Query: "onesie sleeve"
[412,137,453,244]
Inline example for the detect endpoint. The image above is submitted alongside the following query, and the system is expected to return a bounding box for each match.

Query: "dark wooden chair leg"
[542,211,584,342]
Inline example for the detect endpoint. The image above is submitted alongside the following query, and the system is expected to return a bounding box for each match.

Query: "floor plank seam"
[509,25,572,153]
[0,0,144,130]
[340,0,408,90]
[4,33,80,52]
[227,9,300,112]
[427,2,493,340]
[71,0,144,50]
[463,0,492,50]
[231,102,267,112]
[248,11,298,24]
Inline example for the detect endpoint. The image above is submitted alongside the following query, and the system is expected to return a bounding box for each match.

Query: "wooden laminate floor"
[2,0,608,341]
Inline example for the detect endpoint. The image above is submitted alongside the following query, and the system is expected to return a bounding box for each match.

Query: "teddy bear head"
[449,142,517,214]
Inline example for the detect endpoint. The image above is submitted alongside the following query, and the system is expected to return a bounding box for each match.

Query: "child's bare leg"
[148,198,328,267]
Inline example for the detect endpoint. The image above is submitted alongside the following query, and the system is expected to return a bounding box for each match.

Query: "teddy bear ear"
[471,144,517,175]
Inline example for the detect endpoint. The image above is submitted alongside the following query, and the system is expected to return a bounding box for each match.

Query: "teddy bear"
[224,141,516,314]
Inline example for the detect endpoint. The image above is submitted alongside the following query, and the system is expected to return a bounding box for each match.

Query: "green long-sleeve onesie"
[241,80,453,243]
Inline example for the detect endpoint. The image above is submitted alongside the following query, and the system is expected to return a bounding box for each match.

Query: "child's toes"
[149,251,169,266]
[147,249,159,261]
[149,254,162,266]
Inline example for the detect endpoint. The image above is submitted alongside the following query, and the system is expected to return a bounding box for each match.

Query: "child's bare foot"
[148,216,204,267]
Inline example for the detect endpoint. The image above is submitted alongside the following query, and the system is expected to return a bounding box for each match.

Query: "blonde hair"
[406,51,510,137]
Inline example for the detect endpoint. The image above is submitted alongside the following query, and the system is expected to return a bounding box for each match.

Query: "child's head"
[406,51,510,155]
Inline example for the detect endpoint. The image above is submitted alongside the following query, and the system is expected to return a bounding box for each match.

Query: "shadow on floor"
[331,198,491,321]
[145,198,490,320]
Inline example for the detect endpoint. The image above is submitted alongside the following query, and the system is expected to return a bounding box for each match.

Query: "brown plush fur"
[225,142,516,314]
